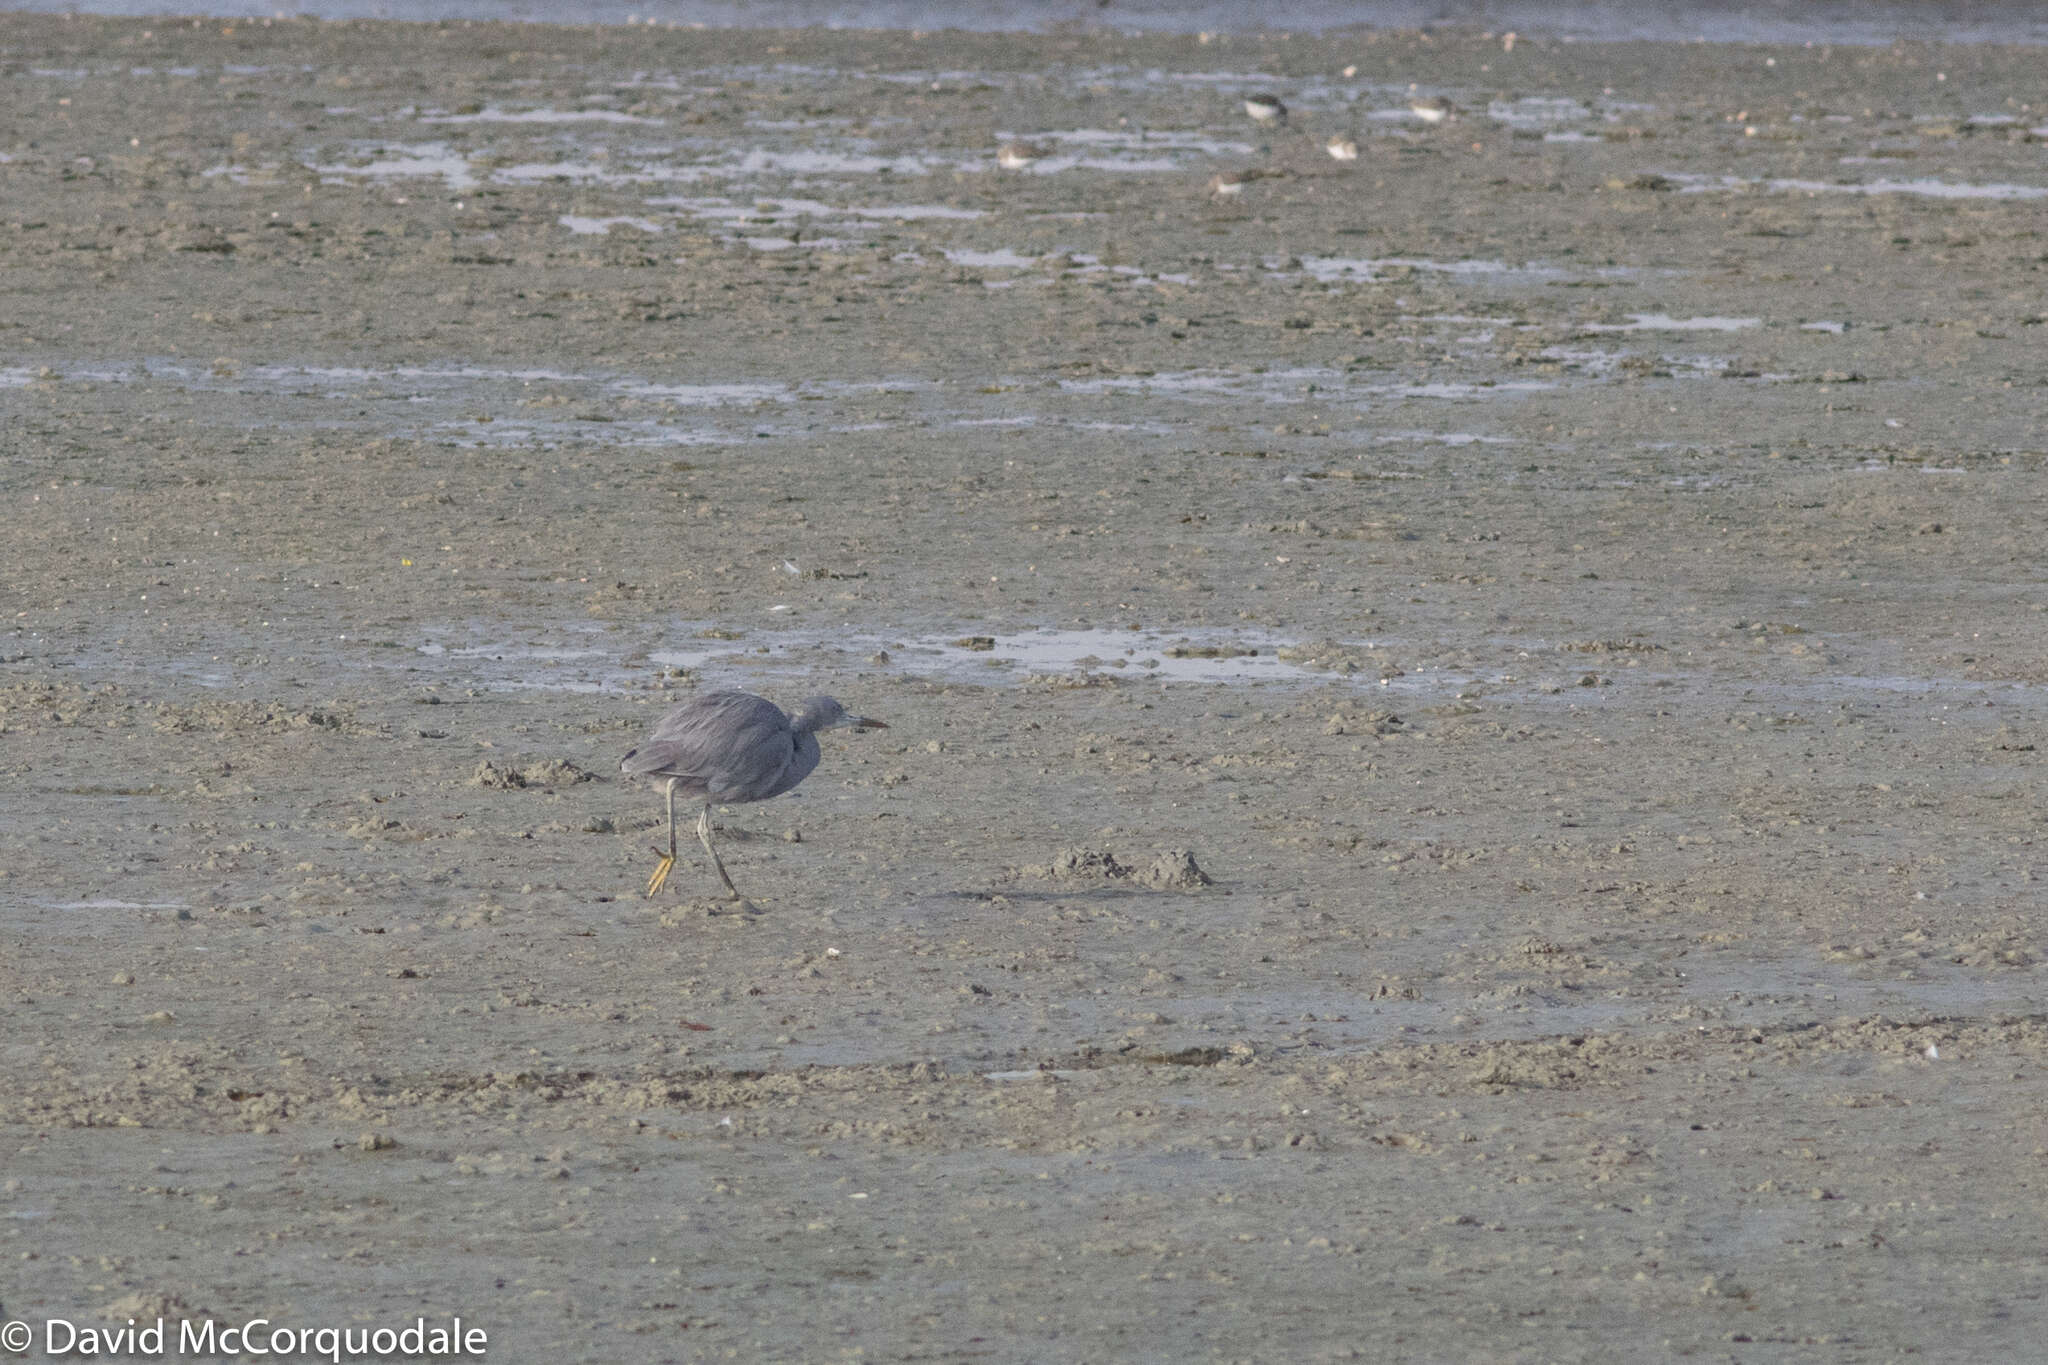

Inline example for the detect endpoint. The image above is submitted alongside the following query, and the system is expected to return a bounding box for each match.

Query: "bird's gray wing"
[620,691,797,801]
[755,729,821,801]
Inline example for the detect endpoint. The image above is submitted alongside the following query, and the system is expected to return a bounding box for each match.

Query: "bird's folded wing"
[622,692,795,796]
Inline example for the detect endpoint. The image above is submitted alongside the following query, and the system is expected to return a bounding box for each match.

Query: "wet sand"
[4,14,2048,1360]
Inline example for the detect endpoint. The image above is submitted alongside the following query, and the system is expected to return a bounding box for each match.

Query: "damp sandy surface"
[4,16,2048,1363]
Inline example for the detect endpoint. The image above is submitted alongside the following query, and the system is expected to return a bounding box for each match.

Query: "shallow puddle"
[779,944,2040,1071]
[35,899,190,912]
[8,350,1551,454]
[648,626,1344,687]
[1295,255,1558,283]
[419,106,661,124]
[1580,314,1761,333]
[558,214,665,235]
[1670,171,2048,200]
[379,622,1445,696]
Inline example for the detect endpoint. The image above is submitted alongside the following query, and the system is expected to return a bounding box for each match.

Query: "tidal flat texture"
[3,14,2047,1360]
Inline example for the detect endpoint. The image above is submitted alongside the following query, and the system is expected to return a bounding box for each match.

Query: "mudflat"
[4,15,2046,1360]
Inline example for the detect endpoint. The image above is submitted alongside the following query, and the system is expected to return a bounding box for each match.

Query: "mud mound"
[471,758,599,790]
[1025,846,1212,890]
[1137,849,1214,891]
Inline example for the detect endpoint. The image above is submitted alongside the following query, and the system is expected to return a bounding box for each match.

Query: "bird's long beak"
[852,716,888,731]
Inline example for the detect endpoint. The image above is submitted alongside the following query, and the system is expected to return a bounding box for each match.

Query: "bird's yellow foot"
[645,851,676,898]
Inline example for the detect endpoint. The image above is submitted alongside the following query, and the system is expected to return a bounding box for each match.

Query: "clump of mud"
[1139,849,1214,890]
[1320,707,1403,737]
[1275,640,1399,677]
[1041,846,1127,879]
[103,1291,202,1321]
[1022,671,1120,690]
[471,758,598,790]
[1025,846,1213,890]
[153,699,362,735]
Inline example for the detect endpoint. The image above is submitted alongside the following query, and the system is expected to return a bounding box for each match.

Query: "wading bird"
[621,691,887,901]
[1408,94,1458,125]
[1244,93,1287,125]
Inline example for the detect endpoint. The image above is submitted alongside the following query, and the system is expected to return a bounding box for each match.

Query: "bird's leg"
[645,778,678,898]
[696,802,744,902]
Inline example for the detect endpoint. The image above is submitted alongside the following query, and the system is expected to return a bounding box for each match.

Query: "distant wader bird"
[621,691,887,900]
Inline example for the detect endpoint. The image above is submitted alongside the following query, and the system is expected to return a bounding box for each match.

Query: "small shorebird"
[1325,134,1360,161]
[1408,95,1458,125]
[996,140,1048,171]
[1243,94,1287,125]
[1207,169,1254,199]
[622,690,886,901]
